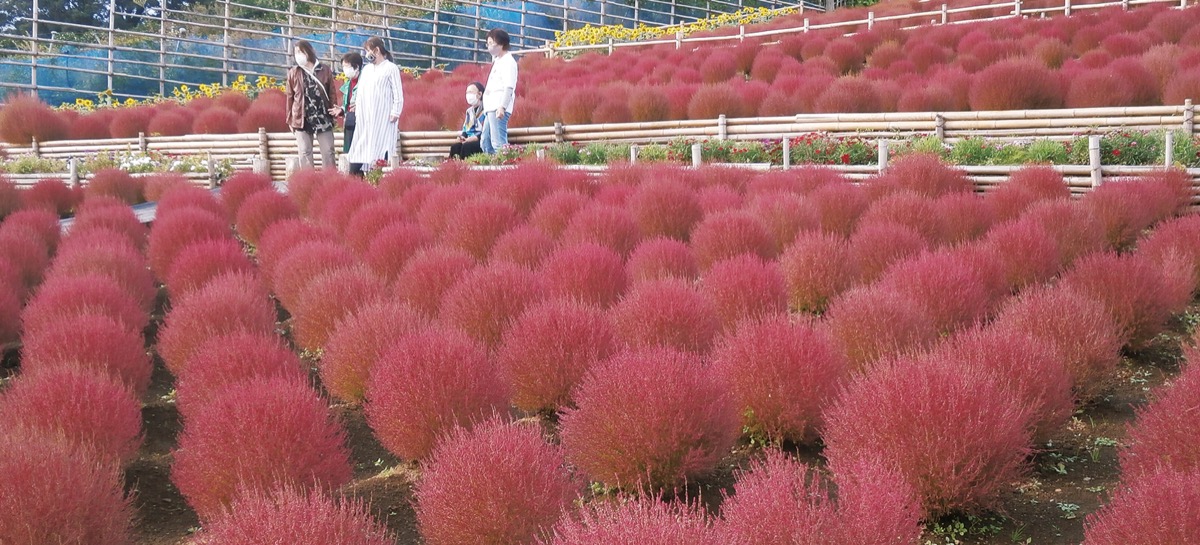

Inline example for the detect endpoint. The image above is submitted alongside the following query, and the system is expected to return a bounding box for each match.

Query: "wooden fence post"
[207,152,217,189]
[1185,99,1195,134]
[1165,131,1174,167]
[258,127,270,164]
[803,18,809,32]
[941,3,948,24]
[138,132,148,153]
[1065,0,1072,16]
[676,31,683,49]
[30,137,39,158]
[718,115,727,140]
[630,144,639,163]
[867,11,875,29]
[877,139,889,172]
[691,143,703,167]
[782,136,791,170]
[1014,0,1023,16]
[554,122,565,143]
[935,113,946,140]
[68,158,79,188]
[536,148,546,161]
[1088,135,1102,187]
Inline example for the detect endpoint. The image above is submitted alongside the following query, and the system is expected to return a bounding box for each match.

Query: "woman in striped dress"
[346,37,403,176]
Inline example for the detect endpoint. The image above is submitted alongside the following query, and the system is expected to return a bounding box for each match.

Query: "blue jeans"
[480,110,509,155]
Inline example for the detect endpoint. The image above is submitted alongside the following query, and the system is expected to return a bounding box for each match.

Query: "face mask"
[487,44,503,57]
[343,66,357,78]
[466,93,479,105]
[364,51,376,63]
[295,53,309,66]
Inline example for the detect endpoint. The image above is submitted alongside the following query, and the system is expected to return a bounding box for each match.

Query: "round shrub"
[701,254,787,330]
[313,182,381,235]
[1020,199,1107,266]
[164,237,255,299]
[690,211,775,270]
[1061,251,1190,348]
[21,273,147,335]
[157,272,276,373]
[1138,213,1200,286]
[545,496,718,545]
[146,108,192,136]
[142,172,190,203]
[171,377,353,521]
[417,184,479,235]
[688,83,746,119]
[809,182,870,236]
[629,85,671,122]
[822,353,1034,516]
[364,222,434,284]
[270,240,356,309]
[365,325,507,461]
[69,203,148,251]
[194,485,395,545]
[255,219,335,281]
[235,187,300,246]
[712,315,847,444]
[981,218,1063,291]
[0,94,69,145]
[0,428,132,545]
[626,236,699,284]
[441,196,520,260]
[824,285,938,371]
[85,168,144,205]
[0,365,143,464]
[497,299,615,413]
[627,179,704,241]
[489,225,556,268]
[154,184,227,221]
[814,77,882,113]
[561,204,642,257]
[21,312,151,395]
[219,171,274,219]
[193,106,240,134]
[394,246,477,317]
[416,419,577,545]
[108,106,154,138]
[342,200,409,256]
[610,277,721,355]
[539,242,628,308]
[1118,360,1200,479]
[968,59,1064,110]
[176,332,309,421]
[22,178,78,215]
[1082,469,1200,545]
[529,189,590,238]
[877,250,995,333]
[0,282,17,345]
[0,229,49,288]
[146,207,231,280]
[2,208,60,254]
[880,153,971,197]
[559,347,739,491]
[320,298,428,404]
[780,231,856,314]
[847,221,928,284]
[439,262,546,351]
[747,193,819,251]
[291,266,386,353]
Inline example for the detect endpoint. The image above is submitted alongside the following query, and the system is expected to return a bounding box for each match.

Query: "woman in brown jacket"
[286,40,339,170]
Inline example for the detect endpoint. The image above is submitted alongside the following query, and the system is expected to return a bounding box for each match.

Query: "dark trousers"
[450,139,483,160]
[349,150,387,178]
[342,125,355,154]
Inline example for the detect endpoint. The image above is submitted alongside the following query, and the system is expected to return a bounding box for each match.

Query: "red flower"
[1112,149,1121,157]
[841,153,851,164]
[375,159,388,167]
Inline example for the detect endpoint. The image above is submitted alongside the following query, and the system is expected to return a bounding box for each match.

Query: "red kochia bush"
[252,219,334,280]
[417,184,479,235]
[365,326,507,461]
[157,272,276,373]
[1061,251,1191,348]
[313,182,381,235]
[712,315,847,444]
[416,419,576,545]
[22,178,78,215]
[2,210,59,261]
[342,200,409,256]
[1082,469,1200,545]
[0,282,17,345]
[993,285,1123,402]
[814,77,883,113]
[270,240,355,309]
[968,59,1064,110]
[439,263,546,351]
[0,94,69,144]
[164,237,254,298]
[1118,359,1200,479]
[627,179,704,241]
[780,231,856,314]
[690,211,776,271]
[0,428,133,545]
[848,221,927,284]
[0,229,49,288]
[876,153,971,197]
[824,285,938,371]
[982,218,1063,291]
[22,273,147,335]
[234,187,300,246]
[153,184,227,221]
[878,250,995,333]
[146,207,231,280]
[540,243,628,309]
[1020,199,1107,266]
[1081,172,1191,250]
[0,366,143,464]
[610,278,721,355]
[626,236,699,284]
[21,312,151,395]
[86,168,144,205]
[69,203,148,252]
[701,255,787,330]
[219,171,274,218]
[688,83,747,119]
[171,377,353,521]
[808,181,868,237]
[0,176,18,220]
[320,298,428,404]
[1138,213,1200,286]
[822,353,1034,516]
[560,346,739,491]
[195,486,395,545]
[489,225,556,268]
[938,326,1075,440]
[545,496,718,545]
[528,189,589,238]
[441,196,520,260]
[291,266,386,353]
[192,106,240,134]
[364,222,434,284]
[175,332,309,421]
[108,106,153,138]
[561,204,642,257]
[497,299,616,413]
[932,191,993,244]
[394,246,476,317]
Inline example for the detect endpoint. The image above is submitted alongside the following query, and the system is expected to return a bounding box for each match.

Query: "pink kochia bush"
[497,299,616,413]
[218,171,274,219]
[439,263,546,351]
[441,196,520,260]
[711,315,847,444]
[394,246,477,317]
[291,266,386,353]
[543,496,719,545]
[559,347,739,491]
[0,428,133,545]
[194,486,396,545]
[235,188,300,246]
[0,365,143,464]
[489,225,557,268]
[877,250,995,334]
[415,419,577,545]
[146,207,231,280]
[848,221,927,284]
[320,298,429,404]
[561,204,643,256]
[157,272,277,373]
[779,231,857,314]
[20,313,152,395]
[175,332,309,421]
[821,353,1034,516]
[626,236,699,284]
[1061,251,1193,348]
[47,239,156,313]
[21,273,148,335]
[365,325,508,461]
[1118,357,1200,479]
[1082,469,1200,545]
[164,237,255,298]
[609,278,721,355]
[270,240,356,309]
[539,242,629,308]
[626,178,705,240]
[717,451,922,545]
[365,222,435,284]
[171,377,353,521]
[700,254,788,330]
[689,211,777,270]
[824,285,938,371]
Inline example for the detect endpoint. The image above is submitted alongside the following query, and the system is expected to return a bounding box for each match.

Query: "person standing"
[449,82,485,160]
[331,52,363,155]
[346,37,403,176]
[480,28,517,155]
[286,40,339,169]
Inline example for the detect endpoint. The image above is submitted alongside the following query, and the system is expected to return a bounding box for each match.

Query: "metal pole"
[159,3,166,97]
[108,0,116,93]
[223,0,231,86]
[288,0,297,68]
[31,0,38,93]
[432,0,441,68]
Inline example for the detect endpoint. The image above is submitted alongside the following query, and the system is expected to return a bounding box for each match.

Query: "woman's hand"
[328,106,343,117]
[464,136,479,143]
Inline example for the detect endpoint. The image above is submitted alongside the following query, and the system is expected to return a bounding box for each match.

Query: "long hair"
[363,37,393,61]
[294,40,318,64]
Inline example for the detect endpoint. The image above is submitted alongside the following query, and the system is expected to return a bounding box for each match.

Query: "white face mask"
[343,66,357,78]
[488,44,503,57]
[295,52,309,66]
[466,93,479,105]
